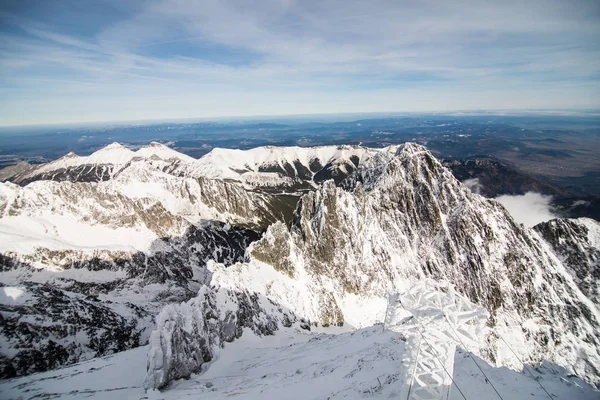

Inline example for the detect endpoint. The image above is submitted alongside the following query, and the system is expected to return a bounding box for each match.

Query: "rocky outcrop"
[144,285,302,390]
[194,176,300,230]
[0,221,260,378]
[534,218,600,306]
[0,282,148,379]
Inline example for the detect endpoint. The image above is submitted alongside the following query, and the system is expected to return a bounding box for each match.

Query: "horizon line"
[1,108,600,129]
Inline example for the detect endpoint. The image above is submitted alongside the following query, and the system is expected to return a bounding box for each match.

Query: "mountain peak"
[102,142,127,150]
[399,141,427,153]
[340,141,447,192]
[135,142,195,162]
[87,142,134,165]
[146,142,167,148]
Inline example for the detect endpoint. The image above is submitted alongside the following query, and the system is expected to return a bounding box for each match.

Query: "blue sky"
[0,0,599,126]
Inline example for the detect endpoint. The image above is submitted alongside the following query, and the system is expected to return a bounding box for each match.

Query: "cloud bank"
[495,192,557,228]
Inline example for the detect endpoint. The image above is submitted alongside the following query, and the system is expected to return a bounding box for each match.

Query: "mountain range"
[0,141,598,399]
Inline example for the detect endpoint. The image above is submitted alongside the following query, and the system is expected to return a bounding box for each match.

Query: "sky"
[0,0,599,126]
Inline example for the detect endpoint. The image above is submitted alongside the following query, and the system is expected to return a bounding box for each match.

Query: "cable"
[397,301,469,400]
[412,322,468,400]
[442,314,504,400]
[498,336,554,400]
[406,335,423,400]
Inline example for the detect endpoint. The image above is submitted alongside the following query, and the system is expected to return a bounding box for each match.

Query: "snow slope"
[190,145,376,181]
[15,142,194,181]
[0,325,597,400]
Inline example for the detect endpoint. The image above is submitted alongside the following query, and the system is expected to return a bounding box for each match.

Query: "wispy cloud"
[463,178,483,195]
[0,0,599,125]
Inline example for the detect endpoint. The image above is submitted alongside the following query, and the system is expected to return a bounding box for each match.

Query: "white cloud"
[463,178,482,195]
[1,0,600,125]
[572,200,590,207]
[495,192,557,228]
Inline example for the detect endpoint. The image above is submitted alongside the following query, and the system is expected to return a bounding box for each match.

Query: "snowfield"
[0,325,597,400]
[190,145,376,182]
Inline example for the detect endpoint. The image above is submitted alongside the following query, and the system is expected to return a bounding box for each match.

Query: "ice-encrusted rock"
[144,285,302,390]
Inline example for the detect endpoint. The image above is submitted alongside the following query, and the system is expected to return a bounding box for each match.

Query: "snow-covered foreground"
[1,325,597,400]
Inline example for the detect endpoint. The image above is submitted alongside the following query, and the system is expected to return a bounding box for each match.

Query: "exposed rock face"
[144,285,301,390]
[194,176,299,230]
[534,218,600,306]
[220,143,600,384]
[0,282,146,379]
[0,221,259,378]
[250,221,296,278]
[0,162,32,183]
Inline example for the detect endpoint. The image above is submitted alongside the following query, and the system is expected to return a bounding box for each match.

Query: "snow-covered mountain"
[190,145,377,188]
[0,141,599,398]
[208,143,600,386]
[0,142,378,377]
[6,142,378,192]
[3,324,599,400]
[2,142,380,230]
[7,142,194,185]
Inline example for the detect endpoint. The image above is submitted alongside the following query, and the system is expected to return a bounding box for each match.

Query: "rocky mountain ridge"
[4,142,379,192]
[210,143,600,386]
